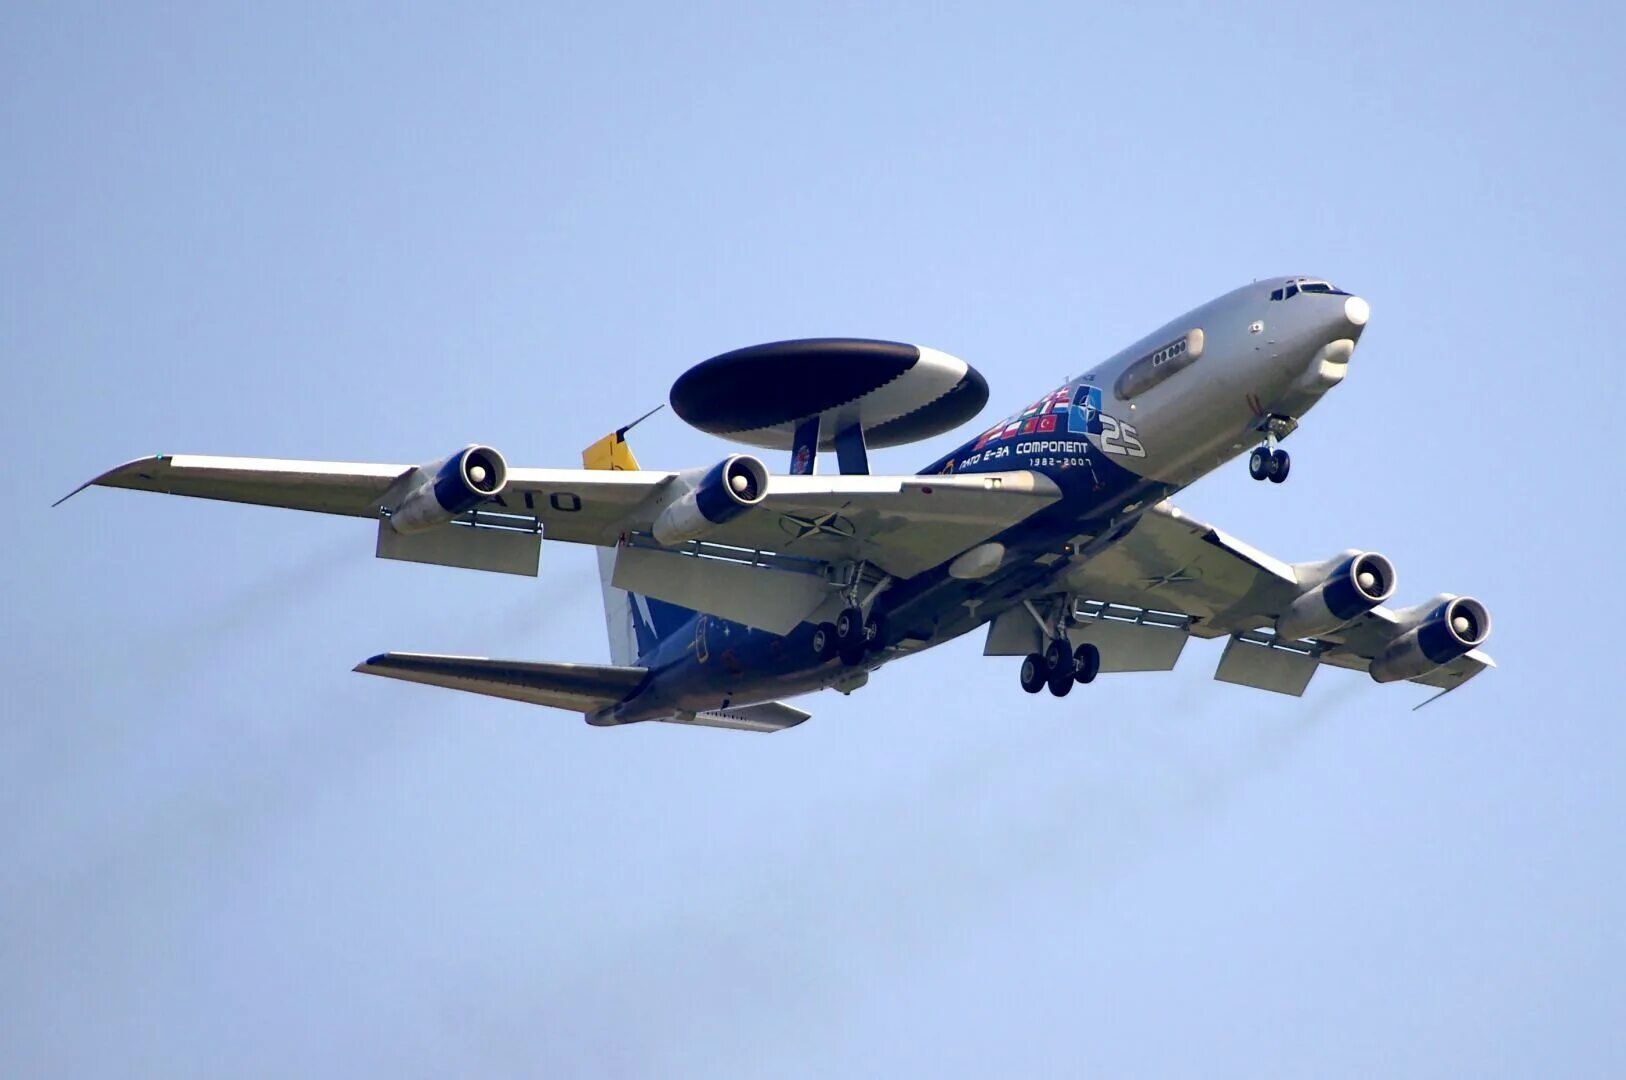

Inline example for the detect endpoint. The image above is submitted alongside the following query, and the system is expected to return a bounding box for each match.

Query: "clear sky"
[4,2,1622,1076]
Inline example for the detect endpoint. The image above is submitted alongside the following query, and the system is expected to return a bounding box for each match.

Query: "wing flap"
[610,542,830,634]
[982,601,1190,672]
[1214,636,1320,696]
[354,653,648,714]
[375,518,541,576]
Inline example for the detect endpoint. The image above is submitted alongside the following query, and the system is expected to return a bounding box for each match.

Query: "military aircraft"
[59,277,1493,731]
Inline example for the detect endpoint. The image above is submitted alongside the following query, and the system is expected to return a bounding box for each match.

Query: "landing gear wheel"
[812,622,839,661]
[1020,653,1047,694]
[835,606,867,666]
[1073,642,1101,684]
[1044,639,1073,676]
[1248,447,1269,481]
[864,613,888,654]
[1267,448,1291,484]
[1047,665,1074,697]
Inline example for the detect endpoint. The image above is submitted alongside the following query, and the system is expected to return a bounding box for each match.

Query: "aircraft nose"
[1343,295,1370,330]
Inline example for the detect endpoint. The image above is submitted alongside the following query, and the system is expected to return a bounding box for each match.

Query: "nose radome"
[1344,295,1370,328]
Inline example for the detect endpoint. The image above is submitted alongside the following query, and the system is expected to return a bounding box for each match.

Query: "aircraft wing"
[57,454,674,547]
[676,470,1062,578]
[58,454,413,516]
[1057,501,1495,695]
[62,454,1061,579]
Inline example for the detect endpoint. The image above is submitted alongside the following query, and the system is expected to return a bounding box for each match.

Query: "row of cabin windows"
[1270,279,1350,301]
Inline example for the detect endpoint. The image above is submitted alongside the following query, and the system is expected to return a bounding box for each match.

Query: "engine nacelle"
[1276,550,1397,641]
[389,444,509,533]
[1368,595,1492,683]
[651,454,769,546]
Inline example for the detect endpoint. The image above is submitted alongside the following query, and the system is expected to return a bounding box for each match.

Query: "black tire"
[1020,653,1047,694]
[812,622,839,661]
[1248,447,1269,481]
[1268,448,1291,484]
[1073,642,1101,684]
[834,606,863,644]
[1044,638,1073,676]
[1047,667,1074,697]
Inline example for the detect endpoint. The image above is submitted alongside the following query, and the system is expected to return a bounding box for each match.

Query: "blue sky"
[4,2,1622,1075]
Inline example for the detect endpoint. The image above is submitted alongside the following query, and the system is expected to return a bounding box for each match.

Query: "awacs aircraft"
[60,277,1493,732]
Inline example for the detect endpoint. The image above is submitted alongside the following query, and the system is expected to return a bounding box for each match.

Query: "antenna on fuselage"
[618,403,665,439]
[583,404,665,472]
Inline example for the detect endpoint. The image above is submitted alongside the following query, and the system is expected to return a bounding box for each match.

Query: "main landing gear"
[1248,414,1297,484]
[812,605,886,667]
[1020,640,1102,697]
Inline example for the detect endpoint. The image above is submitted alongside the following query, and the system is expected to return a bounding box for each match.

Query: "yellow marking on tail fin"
[582,430,641,471]
[584,405,662,470]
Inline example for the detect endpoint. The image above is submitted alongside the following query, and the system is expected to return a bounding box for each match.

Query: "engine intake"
[1369,596,1492,683]
[1277,551,1397,641]
[652,454,769,546]
[390,444,509,533]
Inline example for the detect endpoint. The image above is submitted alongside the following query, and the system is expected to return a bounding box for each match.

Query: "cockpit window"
[1270,278,1350,300]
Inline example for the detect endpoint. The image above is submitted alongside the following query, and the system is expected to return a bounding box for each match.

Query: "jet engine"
[389,444,509,533]
[1368,595,1492,683]
[652,454,769,546]
[1276,551,1397,641]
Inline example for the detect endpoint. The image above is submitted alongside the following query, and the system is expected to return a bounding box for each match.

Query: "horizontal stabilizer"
[668,701,812,733]
[354,653,647,714]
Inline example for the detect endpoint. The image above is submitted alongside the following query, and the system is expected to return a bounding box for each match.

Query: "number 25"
[1098,416,1146,458]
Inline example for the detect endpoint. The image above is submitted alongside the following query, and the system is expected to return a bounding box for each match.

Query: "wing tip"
[52,454,169,507]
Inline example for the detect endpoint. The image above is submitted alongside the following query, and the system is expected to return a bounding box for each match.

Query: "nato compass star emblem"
[778,510,857,544]
[1141,564,1202,590]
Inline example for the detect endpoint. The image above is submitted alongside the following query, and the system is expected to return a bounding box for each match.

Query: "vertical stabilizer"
[582,411,697,665]
[596,546,641,666]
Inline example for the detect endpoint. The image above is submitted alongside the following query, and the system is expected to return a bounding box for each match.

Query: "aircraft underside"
[59,278,1492,730]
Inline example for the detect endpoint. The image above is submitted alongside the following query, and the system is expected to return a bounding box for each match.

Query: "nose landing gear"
[1248,414,1297,484]
[1248,446,1291,483]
